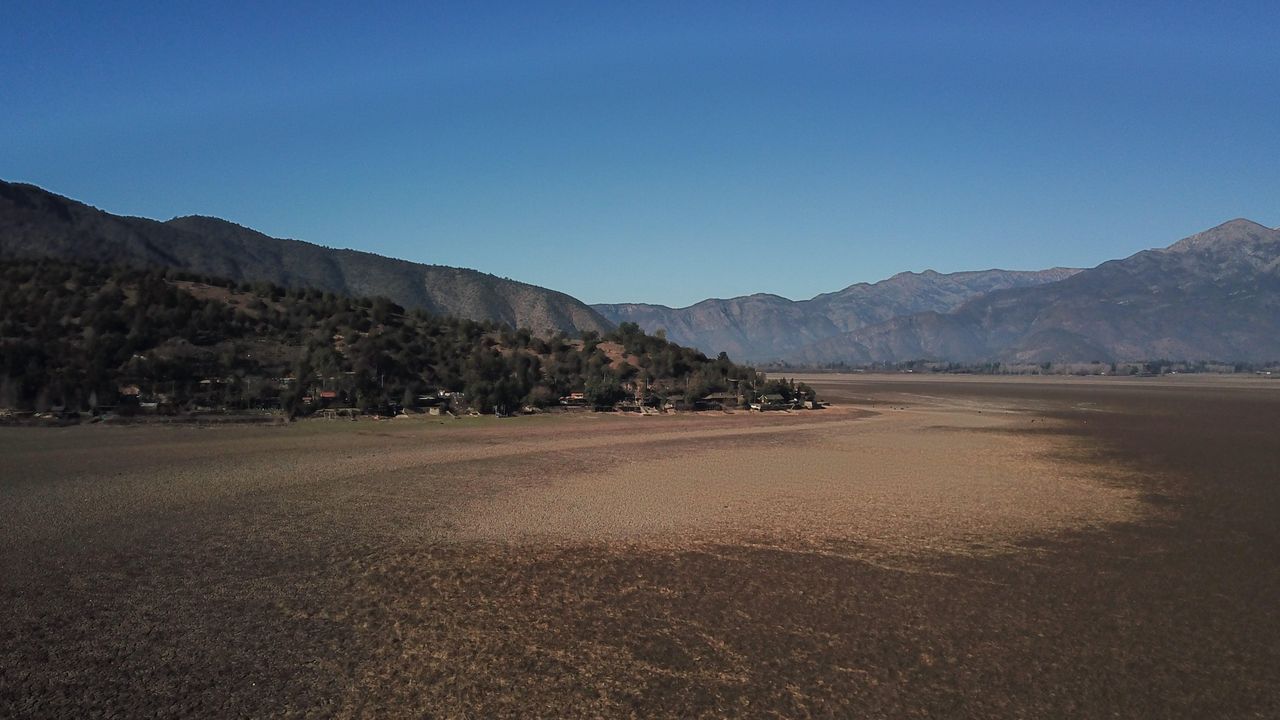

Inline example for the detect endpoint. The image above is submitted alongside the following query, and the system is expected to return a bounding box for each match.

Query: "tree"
[281,356,313,418]
[583,369,624,409]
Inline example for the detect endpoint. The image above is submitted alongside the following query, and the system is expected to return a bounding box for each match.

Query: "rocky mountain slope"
[0,181,613,336]
[594,268,1079,361]
[789,219,1280,364]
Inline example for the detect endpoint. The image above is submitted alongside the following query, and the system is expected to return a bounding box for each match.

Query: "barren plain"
[2,375,1278,717]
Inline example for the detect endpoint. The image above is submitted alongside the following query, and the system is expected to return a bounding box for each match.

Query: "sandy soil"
[455,404,1139,555]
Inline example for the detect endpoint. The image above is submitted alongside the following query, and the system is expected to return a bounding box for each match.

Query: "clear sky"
[3,1,1277,307]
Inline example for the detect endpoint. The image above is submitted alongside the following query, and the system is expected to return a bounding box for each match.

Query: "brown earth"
[2,375,1278,717]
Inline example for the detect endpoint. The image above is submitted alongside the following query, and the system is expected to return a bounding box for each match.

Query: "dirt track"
[2,376,1278,717]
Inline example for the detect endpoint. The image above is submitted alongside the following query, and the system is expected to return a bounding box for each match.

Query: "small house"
[751,394,787,411]
[561,391,587,406]
[696,392,737,410]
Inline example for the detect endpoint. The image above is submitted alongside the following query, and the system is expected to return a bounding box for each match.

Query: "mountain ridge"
[6,180,1274,364]
[788,218,1280,364]
[0,180,614,336]
[594,266,1081,361]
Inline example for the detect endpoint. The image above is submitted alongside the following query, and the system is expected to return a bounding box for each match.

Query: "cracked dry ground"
[2,376,1278,718]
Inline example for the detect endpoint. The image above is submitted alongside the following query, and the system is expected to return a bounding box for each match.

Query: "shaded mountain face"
[594,268,1079,361]
[0,181,613,336]
[790,219,1280,364]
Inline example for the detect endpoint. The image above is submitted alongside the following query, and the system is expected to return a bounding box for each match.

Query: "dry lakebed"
[2,374,1278,718]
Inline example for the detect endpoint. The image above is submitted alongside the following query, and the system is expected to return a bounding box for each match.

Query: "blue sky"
[3,1,1277,307]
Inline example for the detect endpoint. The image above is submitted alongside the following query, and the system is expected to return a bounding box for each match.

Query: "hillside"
[0,258,797,415]
[0,180,613,336]
[789,219,1280,364]
[594,268,1079,361]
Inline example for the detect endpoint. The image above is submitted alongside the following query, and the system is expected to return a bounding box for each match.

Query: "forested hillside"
[0,258,796,416]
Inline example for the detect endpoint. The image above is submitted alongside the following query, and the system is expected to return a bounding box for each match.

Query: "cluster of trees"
[755,377,818,403]
[1,259,247,411]
[0,258,784,415]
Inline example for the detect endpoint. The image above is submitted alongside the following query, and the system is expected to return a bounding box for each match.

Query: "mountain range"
[594,268,1080,362]
[788,219,1280,364]
[0,181,612,336]
[2,179,1276,364]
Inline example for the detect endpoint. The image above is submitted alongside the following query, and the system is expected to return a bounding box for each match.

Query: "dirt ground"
[2,375,1278,717]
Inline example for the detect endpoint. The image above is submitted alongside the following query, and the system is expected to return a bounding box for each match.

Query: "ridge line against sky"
[3,1,1277,307]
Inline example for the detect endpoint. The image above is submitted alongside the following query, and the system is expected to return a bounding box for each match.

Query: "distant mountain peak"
[1222,218,1269,230]
[1166,218,1277,254]
[887,269,939,281]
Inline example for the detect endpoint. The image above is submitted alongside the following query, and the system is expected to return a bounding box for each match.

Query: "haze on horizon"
[3,1,1277,307]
